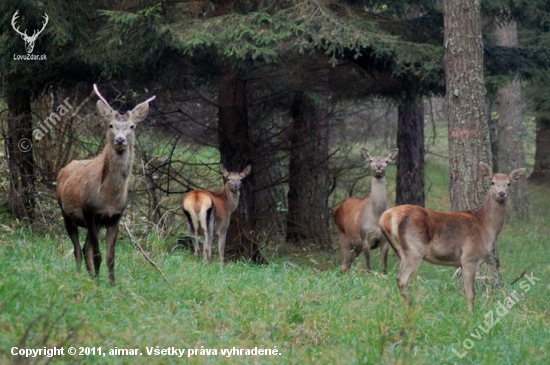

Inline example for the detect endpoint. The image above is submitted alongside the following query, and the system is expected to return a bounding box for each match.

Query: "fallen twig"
[123,221,171,287]
[510,270,527,285]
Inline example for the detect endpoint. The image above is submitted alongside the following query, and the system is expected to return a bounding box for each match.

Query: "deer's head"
[11,11,48,54]
[479,162,526,203]
[94,85,155,153]
[221,164,252,192]
[361,148,399,178]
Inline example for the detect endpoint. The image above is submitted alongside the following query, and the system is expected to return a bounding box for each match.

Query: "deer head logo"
[11,10,49,54]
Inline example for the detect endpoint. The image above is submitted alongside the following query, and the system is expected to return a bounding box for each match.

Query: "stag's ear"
[361,148,371,160]
[97,100,113,121]
[220,164,229,178]
[386,148,399,163]
[240,165,252,179]
[479,162,493,178]
[509,168,526,182]
[130,101,151,124]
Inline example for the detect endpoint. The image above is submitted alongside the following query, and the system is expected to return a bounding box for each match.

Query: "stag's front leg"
[191,236,202,259]
[217,229,228,265]
[462,261,479,312]
[105,222,119,285]
[84,218,102,280]
[363,234,374,273]
[83,230,94,275]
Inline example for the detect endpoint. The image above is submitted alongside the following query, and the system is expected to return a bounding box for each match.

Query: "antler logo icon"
[11,10,49,54]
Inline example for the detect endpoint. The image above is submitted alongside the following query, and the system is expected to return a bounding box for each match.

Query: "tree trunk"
[487,101,499,171]
[286,91,331,249]
[6,85,36,221]
[217,72,266,264]
[444,0,489,212]
[250,120,287,246]
[530,117,550,182]
[495,21,529,220]
[444,0,500,285]
[396,101,425,206]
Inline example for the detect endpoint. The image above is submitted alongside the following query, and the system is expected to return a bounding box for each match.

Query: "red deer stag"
[379,162,526,311]
[333,148,398,274]
[56,84,155,284]
[182,164,252,264]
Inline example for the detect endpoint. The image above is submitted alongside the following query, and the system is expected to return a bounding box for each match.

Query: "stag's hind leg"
[203,207,215,263]
[339,234,354,273]
[362,233,381,273]
[396,249,425,307]
[62,216,82,270]
[183,210,201,259]
[379,237,390,275]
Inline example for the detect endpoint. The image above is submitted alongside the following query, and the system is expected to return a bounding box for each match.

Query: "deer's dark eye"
[130,125,135,129]
[109,124,113,128]
[491,182,495,185]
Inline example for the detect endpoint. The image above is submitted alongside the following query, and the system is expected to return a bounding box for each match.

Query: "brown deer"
[333,148,399,274]
[182,164,252,264]
[56,84,155,284]
[379,162,526,311]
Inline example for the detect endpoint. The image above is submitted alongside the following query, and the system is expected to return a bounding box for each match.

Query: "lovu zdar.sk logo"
[11,10,48,60]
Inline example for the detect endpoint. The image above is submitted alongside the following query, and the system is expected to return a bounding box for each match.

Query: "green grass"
[1,166,549,364]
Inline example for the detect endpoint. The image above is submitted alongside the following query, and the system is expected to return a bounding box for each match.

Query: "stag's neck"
[101,144,134,189]
[369,176,388,215]
[479,192,508,244]
[221,184,240,214]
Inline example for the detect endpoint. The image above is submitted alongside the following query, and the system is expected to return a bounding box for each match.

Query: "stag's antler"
[93,84,156,110]
[93,84,114,112]
[142,95,156,104]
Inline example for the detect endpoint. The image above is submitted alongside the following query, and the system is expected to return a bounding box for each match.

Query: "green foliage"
[95,4,169,79]
[171,11,299,64]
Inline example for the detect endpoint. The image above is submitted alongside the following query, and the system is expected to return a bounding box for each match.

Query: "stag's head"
[479,162,526,203]
[361,148,399,178]
[94,84,155,153]
[221,164,252,192]
[11,11,49,54]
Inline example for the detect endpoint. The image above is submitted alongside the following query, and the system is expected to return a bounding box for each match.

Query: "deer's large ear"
[220,164,229,179]
[361,148,371,160]
[130,101,151,124]
[386,148,399,163]
[96,100,113,121]
[479,162,493,178]
[509,168,526,182]
[240,165,252,179]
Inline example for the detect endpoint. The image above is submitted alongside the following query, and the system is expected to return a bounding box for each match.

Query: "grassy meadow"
[1,159,549,365]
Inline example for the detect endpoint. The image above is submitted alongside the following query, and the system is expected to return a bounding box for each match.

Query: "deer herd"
[56,85,526,311]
